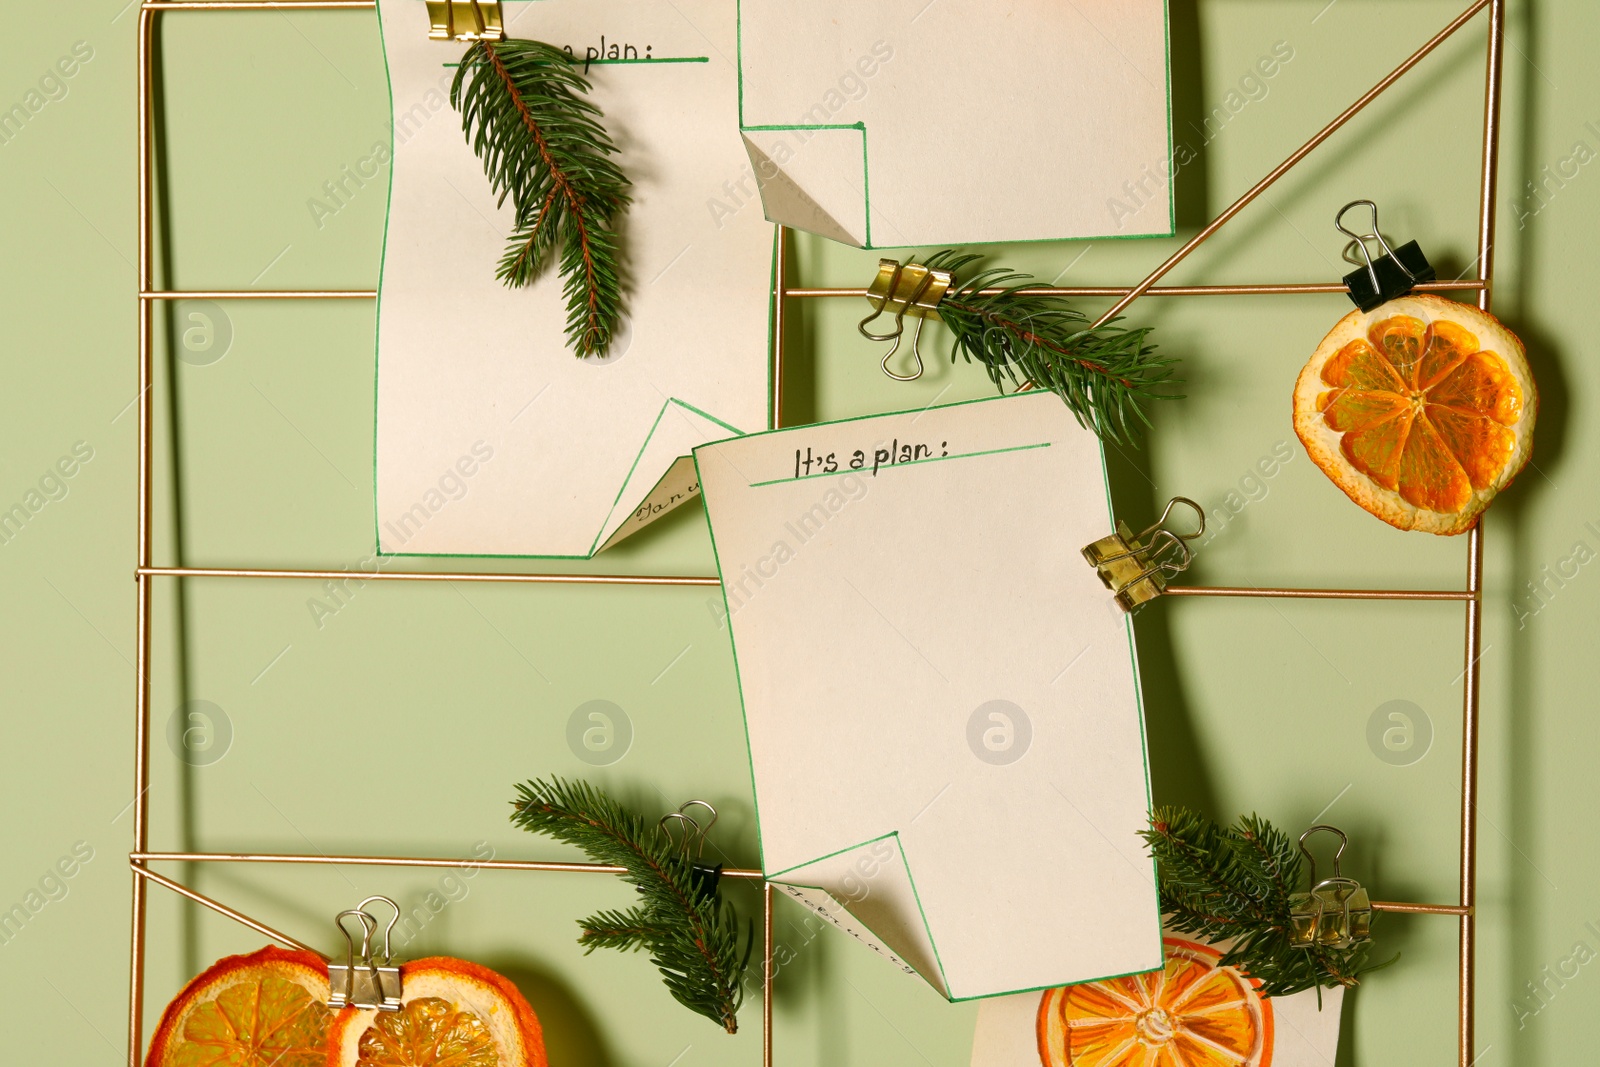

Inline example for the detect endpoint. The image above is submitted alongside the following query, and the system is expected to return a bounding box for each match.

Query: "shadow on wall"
[1168,0,1211,232]
[490,957,619,1067]
[149,20,206,980]
[1500,1,1564,1064]
[1098,0,1221,822]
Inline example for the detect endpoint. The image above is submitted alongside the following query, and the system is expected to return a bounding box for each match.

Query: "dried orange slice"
[326,957,548,1067]
[145,945,332,1067]
[1293,294,1535,534]
[1037,938,1272,1067]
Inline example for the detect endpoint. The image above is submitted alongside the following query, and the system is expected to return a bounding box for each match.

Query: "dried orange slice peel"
[327,957,548,1067]
[1037,938,1272,1067]
[1293,294,1534,534]
[145,945,332,1067]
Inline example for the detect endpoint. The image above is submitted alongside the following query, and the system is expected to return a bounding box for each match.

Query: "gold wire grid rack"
[129,1,1505,1064]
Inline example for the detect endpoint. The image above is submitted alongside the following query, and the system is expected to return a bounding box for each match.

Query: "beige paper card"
[695,392,1162,1000]
[972,934,1345,1066]
[736,0,1173,247]
[374,0,771,557]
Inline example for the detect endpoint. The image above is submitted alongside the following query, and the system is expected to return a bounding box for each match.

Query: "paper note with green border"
[694,391,1164,1000]
[373,0,770,558]
[735,0,1175,247]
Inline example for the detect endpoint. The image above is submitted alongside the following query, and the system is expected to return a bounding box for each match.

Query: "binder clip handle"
[656,800,723,901]
[1133,497,1206,578]
[355,895,402,965]
[1081,497,1205,613]
[332,908,380,1008]
[330,897,405,1011]
[1336,200,1435,312]
[859,259,954,383]
[335,908,378,964]
[1296,823,1350,886]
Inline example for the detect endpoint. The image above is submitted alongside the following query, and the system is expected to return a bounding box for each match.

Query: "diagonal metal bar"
[134,850,766,878]
[1090,0,1491,329]
[132,863,325,957]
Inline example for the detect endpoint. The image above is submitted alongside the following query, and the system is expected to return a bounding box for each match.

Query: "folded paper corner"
[740,129,867,247]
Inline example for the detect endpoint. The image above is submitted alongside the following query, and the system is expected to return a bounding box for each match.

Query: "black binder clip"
[1337,200,1435,312]
[658,800,723,901]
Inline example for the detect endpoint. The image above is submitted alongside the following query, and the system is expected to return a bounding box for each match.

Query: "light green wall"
[1,1,1594,1064]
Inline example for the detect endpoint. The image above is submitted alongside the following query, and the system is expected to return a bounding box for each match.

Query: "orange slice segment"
[1037,938,1272,1067]
[327,957,548,1067]
[145,945,332,1067]
[1293,294,1535,534]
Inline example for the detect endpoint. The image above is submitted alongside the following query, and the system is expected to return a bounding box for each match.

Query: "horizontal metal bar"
[142,280,1488,302]
[133,853,1461,914]
[141,289,376,300]
[139,567,1473,600]
[786,280,1487,299]
[132,863,325,955]
[139,565,720,587]
[1372,900,1474,916]
[1166,586,1476,601]
[134,850,764,879]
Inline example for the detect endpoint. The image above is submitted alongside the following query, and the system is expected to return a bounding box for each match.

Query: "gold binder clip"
[425,0,504,41]
[858,258,954,383]
[1082,497,1204,612]
[328,896,403,1011]
[1288,825,1373,950]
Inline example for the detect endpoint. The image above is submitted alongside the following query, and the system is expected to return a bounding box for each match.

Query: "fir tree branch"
[1141,806,1387,997]
[922,250,1180,444]
[453,40,631,357]
[510,777,749,1032]
[577,906,670,954]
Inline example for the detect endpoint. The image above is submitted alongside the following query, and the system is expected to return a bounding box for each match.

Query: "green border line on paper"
[694,444,766,874]
[749,441,1050,488]
[371,0,396,560]
[1094,421,1169,983]
[440,57,711,68]
[370,7,775,562]
[733,0,1176,248]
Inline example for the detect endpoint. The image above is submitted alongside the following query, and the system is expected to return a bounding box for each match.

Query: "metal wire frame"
[129,1,1505,1065]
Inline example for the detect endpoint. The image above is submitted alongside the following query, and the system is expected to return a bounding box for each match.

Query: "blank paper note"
[695,392,1162,1000]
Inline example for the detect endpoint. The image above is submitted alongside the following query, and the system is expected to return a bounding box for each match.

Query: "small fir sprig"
[452,40,631,357]
[922,250,1178,444]
[510,777,751,1032]
[1141,806,1391,997]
